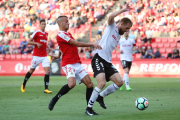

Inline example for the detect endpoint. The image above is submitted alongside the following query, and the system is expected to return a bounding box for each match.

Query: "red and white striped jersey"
[56,31,81,67]
[31,30,48,57]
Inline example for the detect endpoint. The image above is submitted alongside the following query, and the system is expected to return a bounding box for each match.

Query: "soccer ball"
[135,97,148,110]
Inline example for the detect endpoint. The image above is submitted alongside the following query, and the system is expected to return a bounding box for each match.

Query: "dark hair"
[57,15,68,19]
[40,19,46,24]
[120,17,133,26]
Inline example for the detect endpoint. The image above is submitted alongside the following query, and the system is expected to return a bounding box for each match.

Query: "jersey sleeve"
[106,22,116,28]
[132,39,136,46]
[57,32,72,43]
[31,31,38,40]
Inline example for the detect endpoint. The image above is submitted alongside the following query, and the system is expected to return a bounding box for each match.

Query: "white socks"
[100,84,119,97]
[123,73,129,88]
[87,87,101,108]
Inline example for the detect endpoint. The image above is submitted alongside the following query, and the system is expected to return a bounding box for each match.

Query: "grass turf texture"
[0,76,180,120]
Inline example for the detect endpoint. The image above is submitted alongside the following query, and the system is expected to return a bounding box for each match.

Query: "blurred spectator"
[85,47,91,59]
[19,39,27,54]
[132,46,139,54]
[172,46,179,58]
[3,42,10,54]
[116,3,122,11]
[129,30,136,39]
[97,23,104,35]
[0,22,4,34]
[140,31,147,42]
[154,48,161,58]
[145,27,153,42]
[25,45,33,54]
[141,47,146,58]
[145,46,154,58]
[79,47,84,58]
[146,41,152,49]
[3,33,9,43]
[139,41,147,52]
[13,45,19,54]
[9,43,16,54]
[0,34,3,43]
[0,42,3,54]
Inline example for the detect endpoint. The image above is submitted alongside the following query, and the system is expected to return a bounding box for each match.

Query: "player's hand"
[123,4,132,12]
[120,50,123,54]
[36,43,42,48]
[93,44,102,50]
[49,54,56,60]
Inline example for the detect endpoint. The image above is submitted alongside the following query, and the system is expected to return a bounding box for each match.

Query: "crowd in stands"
[0,0,114,56]
[88,0,180,59]
[1,0,180,60]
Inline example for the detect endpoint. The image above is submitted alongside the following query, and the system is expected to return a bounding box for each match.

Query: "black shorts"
[91,53,118,82]
[121,60,132,70]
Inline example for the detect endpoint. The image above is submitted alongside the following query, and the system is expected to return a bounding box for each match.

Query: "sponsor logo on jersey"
[40,39,47,43]
[112,35,118,44]
[64,35,69,41]
[39,35,43,36]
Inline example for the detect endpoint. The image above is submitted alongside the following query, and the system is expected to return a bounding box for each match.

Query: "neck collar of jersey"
[38,30,45,34]
[59,30,68,33]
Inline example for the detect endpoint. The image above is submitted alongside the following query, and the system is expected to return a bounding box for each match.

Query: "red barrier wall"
[1,59,180,77]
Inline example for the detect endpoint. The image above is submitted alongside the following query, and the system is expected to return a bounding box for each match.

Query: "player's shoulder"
[128,38,135,42]
[45,31,48,34]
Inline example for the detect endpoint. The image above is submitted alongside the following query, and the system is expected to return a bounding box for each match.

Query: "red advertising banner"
[0,60,45,76]
[61,59,180,78]
[1,59,180,77]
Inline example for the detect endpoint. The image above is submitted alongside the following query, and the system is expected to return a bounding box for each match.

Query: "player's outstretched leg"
[44,74,52,94]
[123,73,131,91]
[48,84,71,111]
[21,71,32,93]
[81,75,99,115]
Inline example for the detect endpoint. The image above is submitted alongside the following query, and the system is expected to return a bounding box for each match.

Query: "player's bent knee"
[97,80,106,89]
[68,82,76,88]
[116,79,124,87]
[87,82,93,88]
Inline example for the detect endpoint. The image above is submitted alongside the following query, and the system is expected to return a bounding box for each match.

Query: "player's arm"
[115,47,123,54]
[27,38,42,48]
[68,40,102,50]
[108,4,131,25]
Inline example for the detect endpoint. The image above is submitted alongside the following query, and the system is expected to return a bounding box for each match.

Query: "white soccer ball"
[135,97,149,110]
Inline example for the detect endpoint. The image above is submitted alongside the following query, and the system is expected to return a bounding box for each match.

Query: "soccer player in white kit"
[85,4,133,116]
[115,31,136,91]
[21,20,53,94]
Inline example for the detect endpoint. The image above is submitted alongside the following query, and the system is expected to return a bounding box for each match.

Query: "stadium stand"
[0,0,180,60]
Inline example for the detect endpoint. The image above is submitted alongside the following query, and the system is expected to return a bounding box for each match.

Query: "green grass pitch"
[0,76,180,120]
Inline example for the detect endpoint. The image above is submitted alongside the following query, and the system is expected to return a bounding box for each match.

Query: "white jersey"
[97,22,120,63]
[119,37,135,61]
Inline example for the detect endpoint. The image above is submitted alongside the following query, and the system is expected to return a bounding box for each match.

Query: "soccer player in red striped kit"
[21,19,53,94]
[48,16,102,115]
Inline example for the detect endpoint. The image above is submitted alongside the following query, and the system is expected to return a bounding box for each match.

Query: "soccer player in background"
[48,16,102,114]
[85,4,132,115]
[115,31,136,91]
[21,19,53,94]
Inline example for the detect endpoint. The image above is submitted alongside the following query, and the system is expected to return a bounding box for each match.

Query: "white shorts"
[30,56,50,69]
[62,63,88,84]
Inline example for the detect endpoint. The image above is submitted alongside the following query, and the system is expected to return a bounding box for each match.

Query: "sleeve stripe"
[31,31,39,39]
[57,33,71,42]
